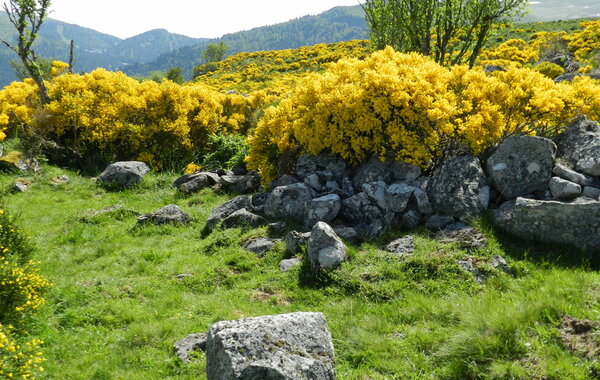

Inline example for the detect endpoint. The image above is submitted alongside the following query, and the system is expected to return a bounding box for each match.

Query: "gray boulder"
[264,183,315,223]
[269,174,300,191]
[307,222,347,273]
[243,238,278,256]
[138,204,191,225]
[549,177,582,200]
[296,152,347,182]
[250,192,269,214]
[553,163,598,187]
[333,226,359,243]
[386,183,415,213]
[486,135,556,199]
[178,174,212,195]
[221,208,267,229]
[340,192,383,226]
[493,197,600,251]
[427,156,489,219]
[305,194,342,228]
[362,181,388,210]
[220,174,261,194]
[205,195,253,231]
[555,118,600,177]
[425,214,455,230]
[98,161,150,188]
[206,312,336,380]
[400,209,422,230]
[412,188,433,215]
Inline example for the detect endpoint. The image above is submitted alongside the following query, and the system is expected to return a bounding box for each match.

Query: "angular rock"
[220,173,260,194]
[304,173,325,192]
[243,238,278,256]
[486,135,556,199]
[493,197,600,251]
[352,155,391,191]
[174,333,207,363]
[555,118,600,177]
[386,183,415,213]
[138,204,191,225]
[333,226,359,243]
[0,151,40,172]
[305,194,341,228]
[427,156,488,219]
[206,312,335,380]
[279,258,301,272]
[221,208,267,229]
[250,192,269,214]
[412,188,433,215]
[178,174,211,194]
[361,181,387,210]
[308,222,347,273]
[339,192,383,226]
[284,230,311,254]
[549,177,582,200]
[173,171,220,188]
[205,195,253,231]
[98,161,150,188]
[553,163,597,187]
[264,183,314,223]
[582,186,600,200]
[385,235,415,256]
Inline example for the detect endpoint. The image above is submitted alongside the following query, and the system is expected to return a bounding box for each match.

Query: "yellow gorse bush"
[0,324,45,379]
[0,68,263,169]
[247,47,600,184]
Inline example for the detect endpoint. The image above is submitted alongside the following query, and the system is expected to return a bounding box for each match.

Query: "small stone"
[284,230,311,254]
[401,209,422,230]
[243,238,278,256]
[51,175,70,185]
[13,179,31,192]
[221,208,267,229]
[553,164,595,187]
[173,333,207,363]
[137,204,191,225]
[268,221,287,235]
[174,273,193,280]
[385,235,415,256]
[279,258,301,272]
[549,177,582,200]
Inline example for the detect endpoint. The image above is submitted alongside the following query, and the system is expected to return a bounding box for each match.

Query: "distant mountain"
[522,0,600,22]
[0,13,207,86]
[122,5,369,79]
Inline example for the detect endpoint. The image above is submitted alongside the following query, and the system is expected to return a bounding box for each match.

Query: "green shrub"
[201,134,248,170]
[534,61,566,79]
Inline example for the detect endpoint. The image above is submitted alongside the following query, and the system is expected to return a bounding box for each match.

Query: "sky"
[47,0,362,40]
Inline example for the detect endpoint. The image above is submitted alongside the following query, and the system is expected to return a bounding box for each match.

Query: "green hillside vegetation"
[0,155,598,379]
[522,0,600,22]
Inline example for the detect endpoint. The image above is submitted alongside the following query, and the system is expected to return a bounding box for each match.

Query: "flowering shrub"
[567,19,600,70]
[0,68,262,170]
[0,324,45,379]
[532,61,565,79]
[246,47,598,184]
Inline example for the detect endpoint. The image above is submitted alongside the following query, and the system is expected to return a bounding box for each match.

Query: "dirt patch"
[559,315,599,358]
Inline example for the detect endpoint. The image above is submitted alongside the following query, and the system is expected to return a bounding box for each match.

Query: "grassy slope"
[0,160,598,379]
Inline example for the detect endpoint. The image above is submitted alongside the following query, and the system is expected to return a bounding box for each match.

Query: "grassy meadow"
[0,155,597,379]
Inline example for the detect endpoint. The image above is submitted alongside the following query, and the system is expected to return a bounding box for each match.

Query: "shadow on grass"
[479,213,599,270]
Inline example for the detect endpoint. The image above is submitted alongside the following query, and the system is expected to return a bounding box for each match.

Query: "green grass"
[0,160,598,379]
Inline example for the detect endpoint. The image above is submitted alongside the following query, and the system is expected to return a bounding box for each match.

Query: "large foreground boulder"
[427,156,489,219]
[486,135,556,199]
[493,197,600,251]
[98,161,150,188]
[206,312,336,380]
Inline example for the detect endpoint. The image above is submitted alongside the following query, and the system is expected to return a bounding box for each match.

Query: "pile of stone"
[204,118,600,252]
[173,167,260,195]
